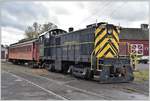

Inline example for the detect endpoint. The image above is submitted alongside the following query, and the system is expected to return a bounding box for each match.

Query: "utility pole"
[96,19,98,27]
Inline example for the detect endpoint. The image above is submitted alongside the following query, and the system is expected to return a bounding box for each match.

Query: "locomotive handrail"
[44,41,94,48]
[90,48,96,70]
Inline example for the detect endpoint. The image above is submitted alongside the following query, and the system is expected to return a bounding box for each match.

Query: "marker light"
[108,29,112,35]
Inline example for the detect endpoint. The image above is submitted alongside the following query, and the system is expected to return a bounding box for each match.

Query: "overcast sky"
[1,1,149,45]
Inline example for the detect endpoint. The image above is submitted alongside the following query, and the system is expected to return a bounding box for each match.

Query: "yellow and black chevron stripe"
[94,25,120,58]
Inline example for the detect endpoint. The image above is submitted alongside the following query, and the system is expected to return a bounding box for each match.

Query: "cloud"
[1,1,148,31]
[2,27,25,45]
[76,2,85,9]
[82,1,148,25]
[110,2,149,22]
[1,1,50,31]
[1,1,149,45]
[51,6,71,15]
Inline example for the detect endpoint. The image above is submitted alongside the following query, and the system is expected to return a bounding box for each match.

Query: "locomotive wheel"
[42,63,46,68]
[50,64,55,72]
[15,61,19,65]
[29,62,35,68]
[45,64,55,72]
[88,70,94,80]
[68,65,74,76]
[62,64,69,74]
[45,64,50,71]
[84,68,94,80]
[124,65,134,81]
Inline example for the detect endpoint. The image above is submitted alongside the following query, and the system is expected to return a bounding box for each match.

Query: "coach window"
[22,46,24,52]
[25,46,27,52]
[27,47,29,52]
[29,46,31,51]
[29,47,31,51]
[27,46,30,52]
[26,46,28,52]
[22,47,24,52]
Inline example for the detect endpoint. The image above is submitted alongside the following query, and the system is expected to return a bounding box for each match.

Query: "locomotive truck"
[8,22,134,83]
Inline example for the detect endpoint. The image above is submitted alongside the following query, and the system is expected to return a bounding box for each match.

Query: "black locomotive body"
[39,23,134,83]
[39,28,94,69]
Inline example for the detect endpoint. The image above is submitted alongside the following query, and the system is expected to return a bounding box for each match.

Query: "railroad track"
[2,62,148,100]
[2,69,109,100]
[1,62,108,99]
[3,71,68,100]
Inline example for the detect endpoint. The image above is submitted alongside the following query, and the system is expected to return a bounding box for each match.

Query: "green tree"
[24,22,58,39]
[41,22,58,33]
[25,26,35,38]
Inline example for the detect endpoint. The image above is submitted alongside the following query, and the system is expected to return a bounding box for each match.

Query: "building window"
[130,44,143,55]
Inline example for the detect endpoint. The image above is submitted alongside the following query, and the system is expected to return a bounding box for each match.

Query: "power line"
[109,2,126,18]
[73,2,127,29]
[73,1,113,28]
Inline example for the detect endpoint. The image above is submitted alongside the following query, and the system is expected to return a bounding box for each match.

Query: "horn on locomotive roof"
[68,27,74,32]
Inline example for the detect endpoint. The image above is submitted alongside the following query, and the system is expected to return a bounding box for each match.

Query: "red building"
[119,24,149,57]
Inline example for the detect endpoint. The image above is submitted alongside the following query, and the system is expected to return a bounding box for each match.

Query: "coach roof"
[10,38,37,48]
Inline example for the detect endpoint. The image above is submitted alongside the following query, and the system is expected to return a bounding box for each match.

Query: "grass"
[133,69,149,82]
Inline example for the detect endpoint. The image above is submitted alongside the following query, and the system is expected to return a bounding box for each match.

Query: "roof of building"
[58,26,149,41]
[119,28,149,40]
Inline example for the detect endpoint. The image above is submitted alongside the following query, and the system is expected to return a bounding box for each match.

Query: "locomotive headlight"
[108,29,112,35]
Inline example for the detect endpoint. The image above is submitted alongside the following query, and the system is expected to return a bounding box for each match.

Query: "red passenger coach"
[8,39,39,67]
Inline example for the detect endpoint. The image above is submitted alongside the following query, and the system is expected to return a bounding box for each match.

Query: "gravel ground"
[1,62,149,100]
[1,71,62,100]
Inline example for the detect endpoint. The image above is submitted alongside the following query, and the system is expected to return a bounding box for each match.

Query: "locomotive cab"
[38,29,67,68]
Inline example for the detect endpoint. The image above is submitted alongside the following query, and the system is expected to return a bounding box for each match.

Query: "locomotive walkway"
[1,62,149,100]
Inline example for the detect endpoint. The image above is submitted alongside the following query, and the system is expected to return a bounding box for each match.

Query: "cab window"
[45,33,50,38]
[39,35,44,43]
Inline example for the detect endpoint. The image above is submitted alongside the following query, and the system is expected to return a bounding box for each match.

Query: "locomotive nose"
[94,24,120,59]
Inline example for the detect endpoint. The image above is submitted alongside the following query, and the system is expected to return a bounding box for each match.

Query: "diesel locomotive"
[8,22,134,83]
